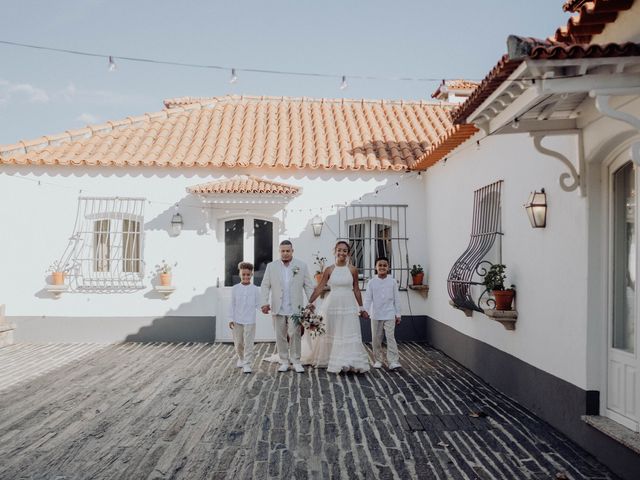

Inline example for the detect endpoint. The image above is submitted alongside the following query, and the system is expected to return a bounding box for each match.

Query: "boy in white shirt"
[229,262,261,374]
[363,257,402,370]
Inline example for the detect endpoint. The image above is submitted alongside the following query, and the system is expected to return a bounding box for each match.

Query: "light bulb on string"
[230,68,238,84]
[108,56,117,72]
[512,117,520,129]
[476,140,481,151]
[339,75,348,90]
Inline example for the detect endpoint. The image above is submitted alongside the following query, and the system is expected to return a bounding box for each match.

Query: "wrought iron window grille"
[337,204,409,290]
[57,197,146,292]
[447,181,504,312]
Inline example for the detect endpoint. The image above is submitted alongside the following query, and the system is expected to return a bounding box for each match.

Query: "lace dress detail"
[307,265,370,373]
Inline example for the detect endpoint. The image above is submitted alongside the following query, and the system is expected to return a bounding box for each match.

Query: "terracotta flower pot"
[160,273,172,286]
[493,289,515,310]
[52,271,65,285]
[412,273,424,286]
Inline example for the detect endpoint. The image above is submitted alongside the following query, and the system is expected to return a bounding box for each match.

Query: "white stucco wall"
[423,132,590,388]
[0,167,428,324]
[423,94,640,391]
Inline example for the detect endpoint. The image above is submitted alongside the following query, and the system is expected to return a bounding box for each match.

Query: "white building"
[1,0,639,477]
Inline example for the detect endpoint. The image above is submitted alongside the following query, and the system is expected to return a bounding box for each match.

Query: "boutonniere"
[292,266,300,276]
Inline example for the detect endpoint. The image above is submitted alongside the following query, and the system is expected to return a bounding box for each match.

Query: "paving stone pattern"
[0,343,617,479]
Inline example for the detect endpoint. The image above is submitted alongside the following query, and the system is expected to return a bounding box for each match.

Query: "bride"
[305,240,370,373]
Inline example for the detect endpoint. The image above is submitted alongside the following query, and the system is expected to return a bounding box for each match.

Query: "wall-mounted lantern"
[170,212,184,236]
[524,189,547,228]
[311,215,324,237]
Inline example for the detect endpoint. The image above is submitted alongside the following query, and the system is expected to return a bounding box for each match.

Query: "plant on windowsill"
[156,260,177,286]
[46,261,69,285]
[312,251,327,284]
[410,264,424,286]
[482,263,515,311]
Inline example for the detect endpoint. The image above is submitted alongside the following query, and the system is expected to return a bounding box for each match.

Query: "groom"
[261,240,314,373]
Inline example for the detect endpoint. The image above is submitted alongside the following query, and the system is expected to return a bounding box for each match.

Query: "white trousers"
[273,314,301,364]
[232,323,256,365]
[371,319,399,364]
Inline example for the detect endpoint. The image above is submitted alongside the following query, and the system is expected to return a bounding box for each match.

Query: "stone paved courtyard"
[0,343,618,479]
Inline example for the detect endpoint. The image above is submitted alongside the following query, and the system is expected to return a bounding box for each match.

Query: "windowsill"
[408,285,429,298]
[153,285,176,300]
[449,300,473,317]
[45,284,69,299]
[582,415,640,454]
[483,309,518,330]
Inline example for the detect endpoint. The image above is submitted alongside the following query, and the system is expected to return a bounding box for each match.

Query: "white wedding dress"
[307,264,370,373]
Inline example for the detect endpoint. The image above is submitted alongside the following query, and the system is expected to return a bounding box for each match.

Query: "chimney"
[431,79,479,103]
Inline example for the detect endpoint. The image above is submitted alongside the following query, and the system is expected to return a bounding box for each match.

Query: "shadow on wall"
[145,195,209,235]
[125,286,217,342]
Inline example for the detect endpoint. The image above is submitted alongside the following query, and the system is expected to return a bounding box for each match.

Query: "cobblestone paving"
[0,343,617,479]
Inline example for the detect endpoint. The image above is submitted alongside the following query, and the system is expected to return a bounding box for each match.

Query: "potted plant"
[482,263,515,311]
[312,251,327,283]
[157,260,176,286]
[47,261,68,285]
[410,264,424,286]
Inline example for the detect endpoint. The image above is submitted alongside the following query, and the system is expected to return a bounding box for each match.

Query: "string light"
[512,117,520,129]
[108,56,117,72]
[230,68,238,84]
[476,140,481,150]
[0,39,486,85]
[339,75,348,90]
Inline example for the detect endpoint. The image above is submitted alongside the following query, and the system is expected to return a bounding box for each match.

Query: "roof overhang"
[468,54,640,135]
[186,175,301,208]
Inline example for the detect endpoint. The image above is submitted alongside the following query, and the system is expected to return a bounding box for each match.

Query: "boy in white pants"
[229,262,261,374]
[364,257,402,370]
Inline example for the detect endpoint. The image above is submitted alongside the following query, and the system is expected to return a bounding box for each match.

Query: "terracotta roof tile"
[187,175,301,196]
[555,0,634,43]
[0,95,456,171]
[411,124,479,170]
[453,36,640,124]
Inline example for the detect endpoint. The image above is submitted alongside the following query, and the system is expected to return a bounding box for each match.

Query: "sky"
[0,0,567,145]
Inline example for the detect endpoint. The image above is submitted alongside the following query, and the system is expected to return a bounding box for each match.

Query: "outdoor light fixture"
[170,212,184,236]
[524,188,547,228]
[311,215,324,237]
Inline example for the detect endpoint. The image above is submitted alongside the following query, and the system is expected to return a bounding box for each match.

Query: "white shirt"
[278,262,294,315]
[364,275,401,320]
[229,283,261,325]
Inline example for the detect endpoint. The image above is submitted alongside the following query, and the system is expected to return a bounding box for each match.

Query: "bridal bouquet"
[291,306,326,338]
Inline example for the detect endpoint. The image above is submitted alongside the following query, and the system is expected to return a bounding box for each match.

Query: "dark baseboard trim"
[423,315,640,480]
[359,315,428,343]
[11,316,216,343]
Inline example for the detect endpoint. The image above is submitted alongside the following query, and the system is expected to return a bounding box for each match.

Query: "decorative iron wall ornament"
[447,181,503,312]
[57,197,146,292]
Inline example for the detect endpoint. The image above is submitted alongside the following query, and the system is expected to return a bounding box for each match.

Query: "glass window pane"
[94,219,110,272]
[225,219,244,287]
[612,162,636,353]
[253,219,273,287]
[122,219,140,273]
[348,223,365,272]
[375,223,392,267]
